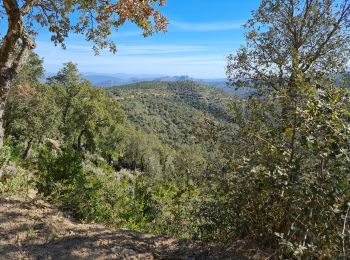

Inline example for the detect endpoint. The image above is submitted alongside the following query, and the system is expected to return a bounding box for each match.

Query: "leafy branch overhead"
[3,0,168,52]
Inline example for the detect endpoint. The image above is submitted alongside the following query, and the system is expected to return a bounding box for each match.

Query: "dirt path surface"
[0,197,245,259]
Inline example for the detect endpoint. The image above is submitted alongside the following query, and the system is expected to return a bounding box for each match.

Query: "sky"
[35,1,261,79]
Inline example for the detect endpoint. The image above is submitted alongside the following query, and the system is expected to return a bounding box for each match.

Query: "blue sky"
[36,1,261,78]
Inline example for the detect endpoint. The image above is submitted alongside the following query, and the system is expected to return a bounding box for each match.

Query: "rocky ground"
[0,197,247,259]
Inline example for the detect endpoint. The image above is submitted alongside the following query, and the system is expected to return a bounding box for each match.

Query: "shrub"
[197,86,350,258]
[0,145,33,197]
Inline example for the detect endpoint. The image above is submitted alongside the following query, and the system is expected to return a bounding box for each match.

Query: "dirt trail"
[0,197,244,259]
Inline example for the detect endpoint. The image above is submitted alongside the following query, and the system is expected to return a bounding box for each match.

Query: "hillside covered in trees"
[1,0,350,259]
[1,56,236,246]
[110,81,234,146]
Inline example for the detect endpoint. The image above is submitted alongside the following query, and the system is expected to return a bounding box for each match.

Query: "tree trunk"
[0,44,18,148]
[0,77,11,148]
[22,138,33,160]
[0,46,33,148]
[107,154,113,165]
[75,129,85,151]
[0,0,35,149]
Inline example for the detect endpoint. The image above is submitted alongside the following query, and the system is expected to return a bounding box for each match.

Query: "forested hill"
[109,81,234,146]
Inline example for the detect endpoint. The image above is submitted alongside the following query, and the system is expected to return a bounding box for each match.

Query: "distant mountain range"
[44,72,251,96]
[45,72,196,87]
[84,74,195,87]
[81,73,233,93]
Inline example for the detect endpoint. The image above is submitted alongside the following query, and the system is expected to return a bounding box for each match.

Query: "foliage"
[205,0,350,258]
[5,84,61,157]
[4,53,60,159]
[2,1,350,255]
[0,0,169,150]
[198,85,350,257]
[36,146,117,222]
[34,144,203,236]
[111,81,234,147]
[0,145,33,197]
[1,0,168,51]
[14,52,44,86]
[227,0,350,94]
[52,63,126,152]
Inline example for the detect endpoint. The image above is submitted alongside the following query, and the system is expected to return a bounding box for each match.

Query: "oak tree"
[227,0,350,165]
[220,0,350,256]
[48,62,126,152]
[0,0,168,146]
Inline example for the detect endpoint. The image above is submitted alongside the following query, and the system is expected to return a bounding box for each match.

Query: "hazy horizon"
[34,1,261,78]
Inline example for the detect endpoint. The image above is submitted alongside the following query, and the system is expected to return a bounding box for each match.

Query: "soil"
[0,197,246,259]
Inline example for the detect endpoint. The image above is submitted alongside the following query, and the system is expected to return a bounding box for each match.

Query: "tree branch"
[20,0,40,15]
[301,1,350,72]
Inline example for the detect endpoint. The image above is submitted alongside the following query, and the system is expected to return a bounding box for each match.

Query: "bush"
[0,145,33,197]
[36,147,115,221]
[34,144,202,238]
[197,86,350,258]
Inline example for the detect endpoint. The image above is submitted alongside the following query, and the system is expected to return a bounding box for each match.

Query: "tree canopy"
[227,0,350,93]
[0,0,168,147]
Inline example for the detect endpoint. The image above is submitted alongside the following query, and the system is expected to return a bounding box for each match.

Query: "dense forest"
[1,0,350,259]
[111,81,234,146]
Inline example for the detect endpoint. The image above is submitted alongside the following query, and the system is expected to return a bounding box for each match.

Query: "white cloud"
[36,41,207,55]
[39,52,227,78]
[171,21,243,32]
[117,45,207,55]
[35,41,236,78]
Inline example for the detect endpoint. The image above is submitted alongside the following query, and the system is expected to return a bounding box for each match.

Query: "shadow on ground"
[0,197,245,259]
